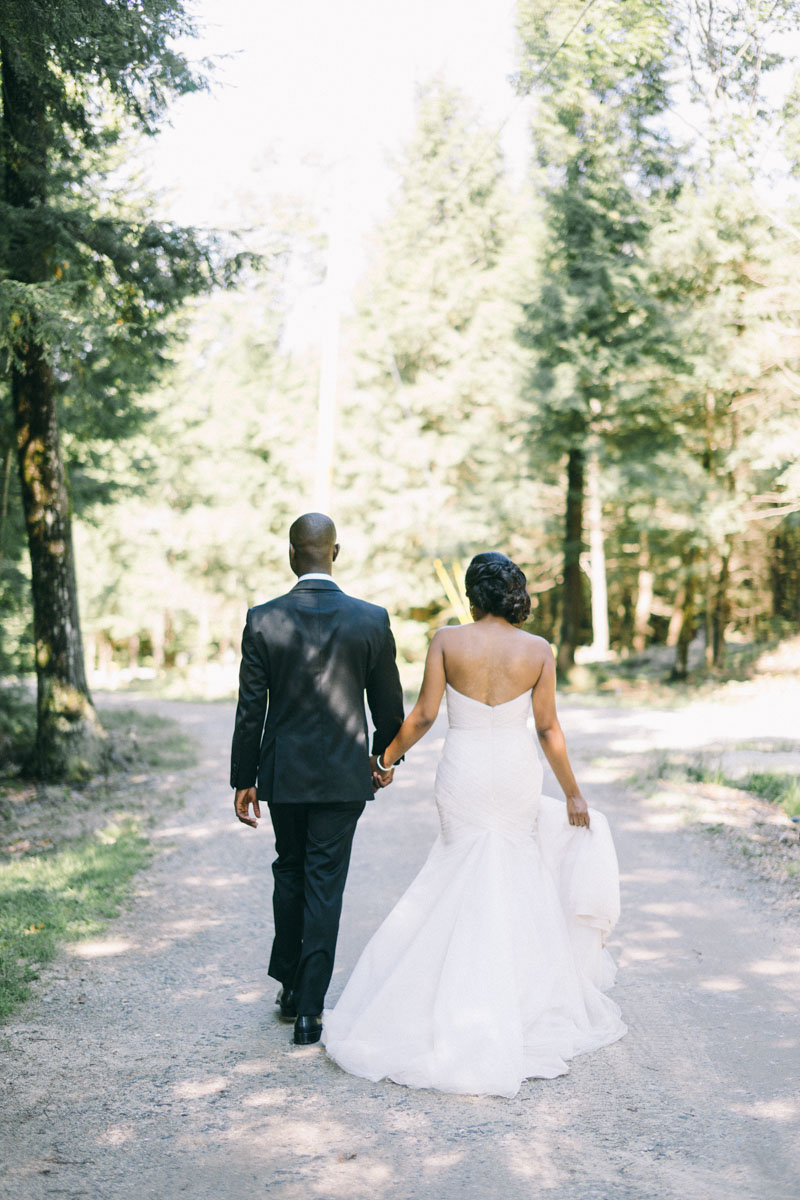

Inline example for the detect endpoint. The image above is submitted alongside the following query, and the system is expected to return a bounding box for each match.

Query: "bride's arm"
[376,630,447,772]
[532,651,590,828]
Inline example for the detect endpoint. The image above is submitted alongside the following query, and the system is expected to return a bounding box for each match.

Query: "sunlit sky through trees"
[142,1,800,344]
[144,0,529,307]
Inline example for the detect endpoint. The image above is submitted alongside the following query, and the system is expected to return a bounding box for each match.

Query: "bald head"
[289,512,339,577]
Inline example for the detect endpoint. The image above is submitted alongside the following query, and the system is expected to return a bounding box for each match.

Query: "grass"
[0,692,197,780]
[741,771,800,819]
[0,818,151,1020]
[683,758,729,786]
[559,631,800,707]
[100,708,197,772]
[0,701,196,1021]
[0,683,37,771]
[646,754,800,819]
[647,752,727,786]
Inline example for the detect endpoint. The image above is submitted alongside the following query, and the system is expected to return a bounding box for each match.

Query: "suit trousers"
[267,800,366,1016]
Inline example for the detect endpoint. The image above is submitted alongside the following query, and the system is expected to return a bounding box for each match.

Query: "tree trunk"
[98,635,113,680]
[587,454,610,658]
[128,634,140,672]
[12,351,104,778]
[712,552,730,667]
[0,443,13,579]
[558,446,585,674]
[671,549,697,680]
[150,615,166,672]
[3,38,102,778]
[771,526,800,622]
[703,559,714,668]
[666,585,684,647]
[632,532,654,653]
[196,596,210,667]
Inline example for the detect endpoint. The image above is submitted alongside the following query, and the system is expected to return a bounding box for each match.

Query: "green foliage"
[338,83,546,621]
[513,0,800,666]
[0,818,151,1020]
[0,0,257,769]
[100,709,197,772]
[72,275,316,665]
[518,0,679,445]
[742,771,800,818]
[0,684,37,768]
[2,2,800,689]
[0,696,195,1017]
[647,754,800,820]
[60,84,559,660]
[0,423,31,673]
[515,0,679,662]
[0,0,231,362]
[0,688,195,779]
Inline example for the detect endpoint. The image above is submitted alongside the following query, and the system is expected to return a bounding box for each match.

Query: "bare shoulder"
[424,625,456,658]
[431,624,461,645]
[514,629,553,658]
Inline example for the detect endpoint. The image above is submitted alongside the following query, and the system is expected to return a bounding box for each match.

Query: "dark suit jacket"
[230,578,405,805]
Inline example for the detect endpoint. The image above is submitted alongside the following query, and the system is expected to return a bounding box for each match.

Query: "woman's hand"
[370,754,394,791]
[566,793,590,828]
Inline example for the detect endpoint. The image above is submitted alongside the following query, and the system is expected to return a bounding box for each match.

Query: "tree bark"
[632,532,654,653]
[712,552,730,667]
[150,615,166,673]
[666,585,684,647]
[558,446,585,674]
[0,443,13,579]
[671,549,697,680]
[587,453,610,658]
[771,526,800,622]
[711,404,737,668]
[3,35,103,778]
[12,351,104,777]
[703,559,714,668]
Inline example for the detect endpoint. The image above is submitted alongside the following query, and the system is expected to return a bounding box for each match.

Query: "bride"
[323,552,627,1098]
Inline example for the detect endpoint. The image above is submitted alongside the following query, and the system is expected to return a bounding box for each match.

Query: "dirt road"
[2,691,798,1200]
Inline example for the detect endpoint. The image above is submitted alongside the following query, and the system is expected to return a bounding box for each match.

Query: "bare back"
[438,619,550,707]
[381,613,585,823]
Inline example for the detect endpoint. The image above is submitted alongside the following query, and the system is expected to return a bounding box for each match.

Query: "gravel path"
[1,692,798,1200]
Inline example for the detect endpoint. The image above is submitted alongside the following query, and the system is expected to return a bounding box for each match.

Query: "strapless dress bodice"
[445,683,532,729]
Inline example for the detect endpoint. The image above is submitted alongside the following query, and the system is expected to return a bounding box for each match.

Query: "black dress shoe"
[293,1014,323,1045]
[276,987,297,1021]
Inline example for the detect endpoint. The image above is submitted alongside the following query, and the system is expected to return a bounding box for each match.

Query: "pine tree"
[657,0,800,671]
[516,0,677,672]
[0,3,239,775]
[338,84,542,619]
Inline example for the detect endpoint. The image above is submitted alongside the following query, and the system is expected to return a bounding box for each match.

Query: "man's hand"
[370,754,394,792]
[235,786,260,828]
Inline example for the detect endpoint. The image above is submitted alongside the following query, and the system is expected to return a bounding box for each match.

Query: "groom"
[230,513,405,1044]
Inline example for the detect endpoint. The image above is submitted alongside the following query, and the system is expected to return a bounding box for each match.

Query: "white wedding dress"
[323,684,627,1098]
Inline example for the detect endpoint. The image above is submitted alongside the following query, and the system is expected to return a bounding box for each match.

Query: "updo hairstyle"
[464,552,531,625]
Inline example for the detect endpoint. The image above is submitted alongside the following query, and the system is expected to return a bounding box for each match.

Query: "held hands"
[370,754,394,792]
[235,762,394,816]
[566,792,590,829]
[234,786,260,828]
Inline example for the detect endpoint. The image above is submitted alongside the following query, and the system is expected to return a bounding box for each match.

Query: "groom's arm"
[230,609,270,791]
[365,614,405,759]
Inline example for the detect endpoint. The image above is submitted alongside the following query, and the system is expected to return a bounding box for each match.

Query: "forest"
[1,0,800,778]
